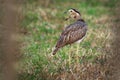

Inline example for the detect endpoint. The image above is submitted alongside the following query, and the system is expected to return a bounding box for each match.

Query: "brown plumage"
[52,9,87,55]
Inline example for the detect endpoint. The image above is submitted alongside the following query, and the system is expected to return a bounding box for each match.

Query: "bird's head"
[65,8,81,21]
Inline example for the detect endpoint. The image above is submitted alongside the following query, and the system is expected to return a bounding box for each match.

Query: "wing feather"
[55,21,87,48]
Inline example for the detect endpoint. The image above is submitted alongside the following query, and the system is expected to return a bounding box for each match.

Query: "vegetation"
[18,0,116,80]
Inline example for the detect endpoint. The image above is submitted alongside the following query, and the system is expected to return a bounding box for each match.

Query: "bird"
[52,8,87,55]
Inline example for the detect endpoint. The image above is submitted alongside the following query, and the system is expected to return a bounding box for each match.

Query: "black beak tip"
[64,11,67,14]
[64,17,69,21]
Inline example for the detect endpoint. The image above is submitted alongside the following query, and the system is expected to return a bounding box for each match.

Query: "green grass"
[18,0,114,80]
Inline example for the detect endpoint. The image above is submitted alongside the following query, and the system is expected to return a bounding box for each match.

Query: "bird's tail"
[52,47,60,55]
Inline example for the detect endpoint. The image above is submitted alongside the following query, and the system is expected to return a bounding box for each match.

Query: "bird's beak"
[64,11,70,21]
[65,17,70,21]
[64,11,67,14]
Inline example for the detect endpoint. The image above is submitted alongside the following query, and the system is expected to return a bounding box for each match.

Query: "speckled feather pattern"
[52,19,87,55]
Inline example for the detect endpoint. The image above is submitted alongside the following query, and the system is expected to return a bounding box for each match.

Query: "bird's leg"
[68,45,72,68]
[73,44,80,76]
[76,43,79,64]
[68,51,71,68]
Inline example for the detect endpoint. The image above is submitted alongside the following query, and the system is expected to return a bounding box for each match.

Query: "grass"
[18,0,115,80]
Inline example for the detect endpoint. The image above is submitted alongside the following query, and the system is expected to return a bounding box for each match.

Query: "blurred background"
[0,0,120,80]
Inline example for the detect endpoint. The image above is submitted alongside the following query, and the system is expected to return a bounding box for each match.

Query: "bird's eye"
[70,10,72,12]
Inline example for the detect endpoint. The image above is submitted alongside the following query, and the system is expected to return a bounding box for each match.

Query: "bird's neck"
[74,14,81,20]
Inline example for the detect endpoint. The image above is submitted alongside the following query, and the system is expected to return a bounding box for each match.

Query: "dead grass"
[17,0,118,80]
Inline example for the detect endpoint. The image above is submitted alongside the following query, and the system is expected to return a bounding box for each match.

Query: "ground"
[0,0,120,80]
